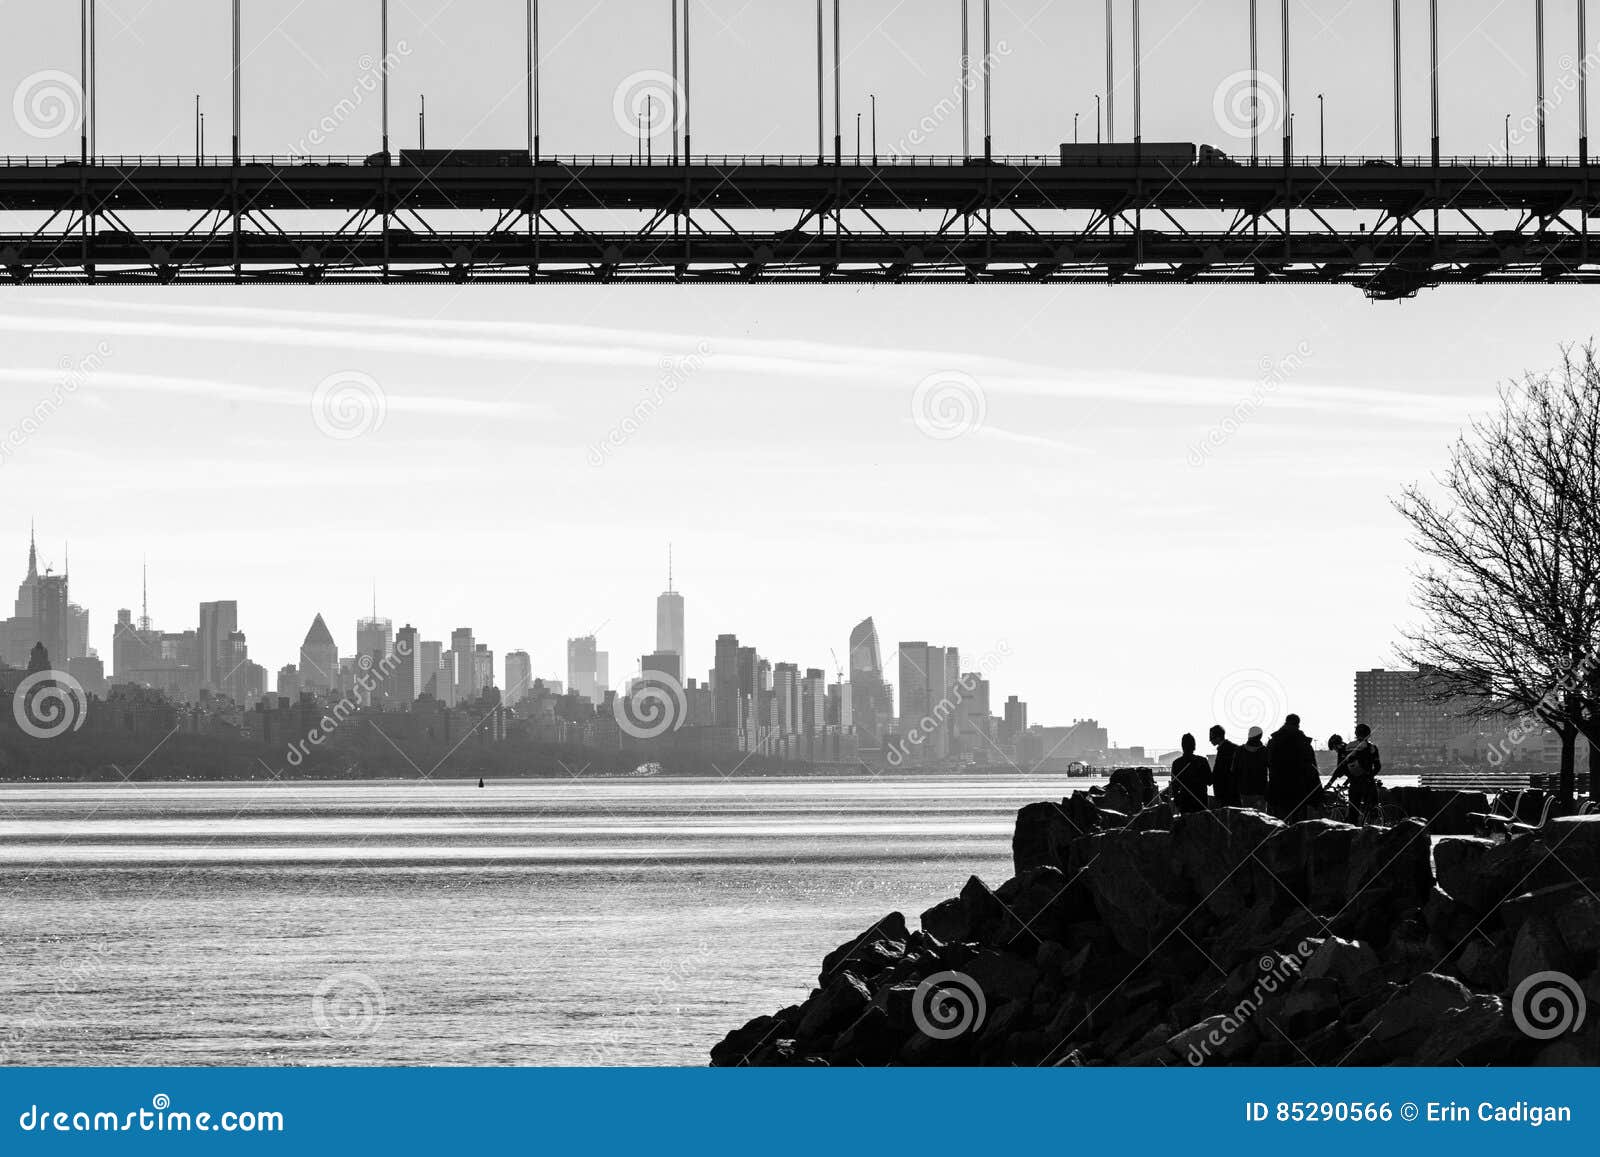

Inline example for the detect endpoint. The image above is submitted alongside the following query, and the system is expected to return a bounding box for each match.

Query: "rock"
[818,912,909,984]
[1345,819,1434,913]
[1554,895,1600,955]
[1300,936,1381,987]
[1355,973,1472,1058]
[962,948,1040,1004]
[1453,939,1509,991]
[1433,837,1500,911]
[1082,829,1195,955]
[831,1005,905,1064]
[995,865,1095,947]
[1170,808,1289,920]
[1126,803,1175,833]
[710,1012,791,1067]
[919,896,967,943]
[1109,767,1158,808]
[1280,976,1342,1033]
[1013,799,1084,875]
[1168,1014,1257,1066]
[1415,995,1518,1065]
[714,791,1588,1067]
[1539,816,1600,887]
[1500,883,1591,939]
[796,971,872,1040]
[1507,914,1574,991]
[919,876,1007,944]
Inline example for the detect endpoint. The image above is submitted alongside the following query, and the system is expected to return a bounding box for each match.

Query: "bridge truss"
[3,154,1598,299]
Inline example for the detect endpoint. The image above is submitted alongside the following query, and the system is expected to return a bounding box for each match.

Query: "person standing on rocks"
[1327,722,1382,819]
[1208,724,1240,808]
[1234,726,1270,811]
[1267,714,1320,822]
[1170,733,1212,814]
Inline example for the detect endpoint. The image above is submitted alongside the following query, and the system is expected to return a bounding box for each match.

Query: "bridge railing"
[0,152,1591,170]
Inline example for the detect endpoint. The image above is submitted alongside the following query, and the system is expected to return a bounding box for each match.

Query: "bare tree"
[1394,346,1600,805]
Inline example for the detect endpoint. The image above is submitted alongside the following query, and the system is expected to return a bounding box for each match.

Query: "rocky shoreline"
[711,783,1600,1066]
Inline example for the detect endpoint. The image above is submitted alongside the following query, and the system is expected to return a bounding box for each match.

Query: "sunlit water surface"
[0,775,1092,1066]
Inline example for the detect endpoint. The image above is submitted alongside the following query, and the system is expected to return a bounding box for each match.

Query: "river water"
[0,775,1082,1066]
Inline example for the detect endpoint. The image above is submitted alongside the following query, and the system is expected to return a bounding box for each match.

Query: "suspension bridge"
[2,1,1598,299]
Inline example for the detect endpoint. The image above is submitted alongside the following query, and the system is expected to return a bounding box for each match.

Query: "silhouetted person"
[1235,726,1269,811]
[1209,724,1240,808]
[1328,723,1382,816]
[1267,714,1320,823]
[1327,733,1349,775]
[1170,733,1212,815]
[478,777,485,788]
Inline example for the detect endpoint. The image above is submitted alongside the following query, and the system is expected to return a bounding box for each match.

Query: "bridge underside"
[4,158,1599,299]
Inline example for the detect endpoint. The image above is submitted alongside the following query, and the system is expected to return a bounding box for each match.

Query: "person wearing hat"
[1234,725,1270,811]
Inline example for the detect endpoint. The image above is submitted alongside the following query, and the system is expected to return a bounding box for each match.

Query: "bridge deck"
[3,157,1598,297]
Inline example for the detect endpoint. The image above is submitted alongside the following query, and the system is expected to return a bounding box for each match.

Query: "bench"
[1467,790,1556,837]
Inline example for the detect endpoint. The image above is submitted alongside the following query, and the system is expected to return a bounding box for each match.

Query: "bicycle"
[1311,783,1404,828]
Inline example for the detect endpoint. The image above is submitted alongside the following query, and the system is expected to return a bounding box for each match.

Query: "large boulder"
[818,912,909,984]
[1345,819,1434,915]
[1013,800,1083,875]
[919,876,1009,944]
[1507,914,1575,991]
[1300,936,1380,987]
[1350,973,1473,1062]
[1433,836,1501,911]
[1414,995,1520,1064]
[1082,829,1194,955]
[796,971,872,1040]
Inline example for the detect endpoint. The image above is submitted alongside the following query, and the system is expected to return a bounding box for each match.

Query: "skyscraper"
[1,528,86,669]
[451,627,477,703]
[356,614,394,666]
[505,651,533,706]
[298,614,339,693]
[656,548,685,673]
[197,600,239,693]
[474,645,494,696]
[713,634,740,727]
[773,662,800,735]
[898,642,958,760]
[567,635,599,703]
[848,617,892,745]
[394,624,421,707]
[642,650,682,683]
[419,640,445,701]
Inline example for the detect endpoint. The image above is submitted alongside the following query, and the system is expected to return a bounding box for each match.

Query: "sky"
[2,1,1597,749]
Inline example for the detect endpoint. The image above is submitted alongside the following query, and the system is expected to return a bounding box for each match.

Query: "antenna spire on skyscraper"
[668,543,674,593]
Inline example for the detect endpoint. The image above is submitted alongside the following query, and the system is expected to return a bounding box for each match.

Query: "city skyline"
[7,287,1599,750]
[0,514,1559,757]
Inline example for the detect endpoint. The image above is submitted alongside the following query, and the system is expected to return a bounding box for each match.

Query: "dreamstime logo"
[311,971,386,1039]
[614,672,688,740]
[311,371,387,441]
[613,70,685,141]
[11,670,88,739]
[1211,669,1288,735]
[1188,341,1313,467]
[1213,70,1286,142]
[12,70,83,139]
[912,371,987,441]
[912,971,986,1040]
[1511,971,1587,1041]
[1185,941,1315,1065]
[588,341,712,467]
